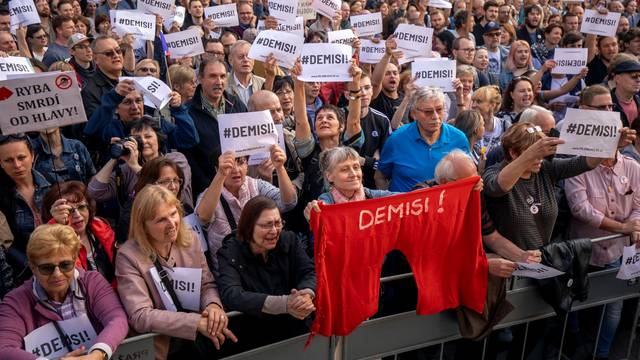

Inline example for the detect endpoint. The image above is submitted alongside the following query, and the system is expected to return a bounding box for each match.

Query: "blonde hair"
[472,85,502,113]
[129,185,190,261]
[502,122,545,161]
[48,61,74,72]
[27,224,80,262]
[168,64,195,90]
[505,40,533,71]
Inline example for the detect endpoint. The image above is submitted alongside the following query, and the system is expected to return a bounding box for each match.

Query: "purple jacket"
[0,270,129,360]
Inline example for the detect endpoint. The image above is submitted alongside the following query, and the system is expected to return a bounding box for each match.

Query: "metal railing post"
[521,322,530,360]
[593,304,606,359]
[626,297,640,359]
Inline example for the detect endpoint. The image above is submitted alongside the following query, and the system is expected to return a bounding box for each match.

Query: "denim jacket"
[33,135,96,183]
[83,90,200,160]
[10,170,51,254]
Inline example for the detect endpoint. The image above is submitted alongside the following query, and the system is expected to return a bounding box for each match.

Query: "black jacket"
[81,68,119,117]
[216,230,316,316]
[69,57,96,89]
[611,88,640,128]
[536,238,592,316]
[515,25,543,46]
[184,85,247,196]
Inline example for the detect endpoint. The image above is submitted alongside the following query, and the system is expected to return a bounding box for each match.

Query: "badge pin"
[530,204,539,214]
[526,195,534,205]
[620,175,628,184]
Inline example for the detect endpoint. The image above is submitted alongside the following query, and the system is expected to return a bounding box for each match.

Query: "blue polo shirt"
[377,122,470,192]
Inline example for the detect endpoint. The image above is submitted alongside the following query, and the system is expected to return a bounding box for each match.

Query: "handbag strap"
[219,195,237,231]
[153,258,185,312]
[52,320,74,353]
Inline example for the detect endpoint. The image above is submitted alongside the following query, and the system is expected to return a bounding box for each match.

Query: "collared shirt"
[202,93,226,118]
[233,73,254,106]
[377,122,470,192]
[34,272,78,320]
[565,154,640,266]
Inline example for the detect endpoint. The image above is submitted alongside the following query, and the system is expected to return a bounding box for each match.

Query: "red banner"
[310,176,488,337]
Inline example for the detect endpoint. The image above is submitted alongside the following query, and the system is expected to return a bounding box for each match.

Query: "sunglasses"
[36,260,75,275]
[95,48,123,57]
[0,133,27,145]
[137,66,157,73]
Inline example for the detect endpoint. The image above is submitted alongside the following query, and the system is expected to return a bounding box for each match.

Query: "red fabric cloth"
[310,177,488,337]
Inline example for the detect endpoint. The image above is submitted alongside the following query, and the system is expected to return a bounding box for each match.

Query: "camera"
[110,135,143,159]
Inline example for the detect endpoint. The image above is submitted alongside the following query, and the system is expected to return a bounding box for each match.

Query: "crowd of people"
[0,0,639,358]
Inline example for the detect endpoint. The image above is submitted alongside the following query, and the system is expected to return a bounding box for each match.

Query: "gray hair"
[319,146,360,179]
[229,39,251,57]
[409,86,446,112]
[434,149,475,184]
[519,105,552,124]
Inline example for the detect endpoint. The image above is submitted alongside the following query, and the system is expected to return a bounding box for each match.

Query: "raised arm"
[344,63,363,139]
[371,36,397,99]
[195,152,235,224]
[291,58,312,142]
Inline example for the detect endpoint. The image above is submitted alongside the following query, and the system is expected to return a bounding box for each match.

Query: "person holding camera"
[83,79,199,167]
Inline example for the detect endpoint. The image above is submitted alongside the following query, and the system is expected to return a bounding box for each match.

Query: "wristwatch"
[93,349,108,360]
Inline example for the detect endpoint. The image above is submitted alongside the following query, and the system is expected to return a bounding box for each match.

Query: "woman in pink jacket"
[0,224,128,360]
[115,185,236,359]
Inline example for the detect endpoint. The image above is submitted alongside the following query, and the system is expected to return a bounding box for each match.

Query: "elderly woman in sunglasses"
[0,224,128,360]
[482,121,636,252]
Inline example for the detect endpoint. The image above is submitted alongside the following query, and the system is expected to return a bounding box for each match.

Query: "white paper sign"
[393,24,433,59]
[204,4,239,27]
[9,0,40,28]
[164,6,185,29]
[429,0,453,9]
[249,30,303,69]
[552,48,588,74]
[580,9,621,36]
[183,213,207,253]
[311,0,340,18]
[150,266,202,312]
[298,0,317,20]
[268,0,298,24]
[359,39,386,64]
[164,29,205,58]
[327,29,357,46]
[134,76,172,109]
[257,16,304,38]
[113,10,156,41]
[248,124,286,165]
[219,110,279,157]
[413,58,456,92]
[0,71,87,135]
[24,315,97,359]
[350,12,383,37]
[617,245,640,280]
[299,43,353,82]
[0,56,34,80]
[138,0,173,18]
[513,262,565,279]
[557,108,621,158]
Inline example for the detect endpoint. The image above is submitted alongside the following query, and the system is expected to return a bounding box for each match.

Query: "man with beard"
[516,4,544,46]
[472,0,500,45]
[562,13,580,32]
[430,10,447,34]
[370,38,402,122]
[622,28,640,59]
[483,22,509,79]
[35,0,54,43]
[586,35,619,85]
[186,58,247,196]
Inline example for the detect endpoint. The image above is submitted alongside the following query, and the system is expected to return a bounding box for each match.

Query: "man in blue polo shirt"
[375,86,470,192]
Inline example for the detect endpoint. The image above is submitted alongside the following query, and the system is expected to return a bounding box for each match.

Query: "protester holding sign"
[116,185,236,359]
[194,144,296,270]
[216,196,315,352]
[483,121,635,252]
[0,224,128,359]
[563,87,640,359]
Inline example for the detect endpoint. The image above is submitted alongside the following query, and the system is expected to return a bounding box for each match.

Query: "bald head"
[435,150,477,184]
[519,105,555,135]
[248,90,284,124]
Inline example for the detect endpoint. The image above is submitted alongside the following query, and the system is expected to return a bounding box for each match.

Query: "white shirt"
[233,72,254,106]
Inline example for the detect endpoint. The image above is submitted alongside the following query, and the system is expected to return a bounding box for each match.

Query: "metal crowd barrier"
[112,234,640,360]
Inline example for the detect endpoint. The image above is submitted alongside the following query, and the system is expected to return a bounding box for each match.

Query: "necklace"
[158,243,173,262]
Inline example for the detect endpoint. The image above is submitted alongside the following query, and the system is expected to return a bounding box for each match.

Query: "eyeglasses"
[256,220,285,230]
[155,178,184,187]
[275,88,293,96]
[457,47,476,53]
[0,133,27,145]
[68,203,89,213]
[624,73,640,81]
[205,50,225,56]
[73,44,90,50]
[95,48,123,57]
[235,157,248,166]
[485,32,501,37]
[137,66,157,73]
[36,260,75,275]
[585,104,614,111]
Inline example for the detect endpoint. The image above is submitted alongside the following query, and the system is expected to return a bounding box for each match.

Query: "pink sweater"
[0,270,129,360]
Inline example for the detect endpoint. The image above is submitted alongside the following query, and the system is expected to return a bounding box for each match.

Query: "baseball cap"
[483,21,501,33]
[68,33,91,49]
[612,60,640,74]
